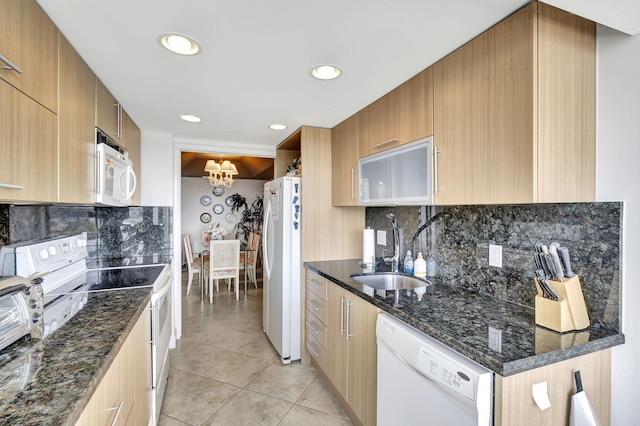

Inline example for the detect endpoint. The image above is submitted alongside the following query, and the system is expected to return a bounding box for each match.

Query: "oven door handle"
[151,271,173,304]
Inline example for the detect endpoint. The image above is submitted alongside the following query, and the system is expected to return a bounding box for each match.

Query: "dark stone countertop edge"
[64,292,152,426]
[304,260,625,377]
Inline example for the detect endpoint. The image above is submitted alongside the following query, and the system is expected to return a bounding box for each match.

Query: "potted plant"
[233,194,263,250]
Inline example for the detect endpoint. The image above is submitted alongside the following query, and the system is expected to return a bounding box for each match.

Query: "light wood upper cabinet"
[433,2,595,205]
[122,110,141,205]
[0,0,58,113]
[96,78,122,144]
[0,80,58,202]
[358,67,433,158]
[331,114,359,206]
[58,34,97,204]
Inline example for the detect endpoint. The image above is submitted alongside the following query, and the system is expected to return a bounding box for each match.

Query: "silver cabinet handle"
[374,138,399,149]
[351,168,355,200]
[306,299,320,312]
[112,101,122,138]
[0,183,23,190]
[306,320,320,335]
[109,400,124,426]
[306,341,320,358]
[340,297,346,335]
[306,279,320,289]
[0,54,23,74]
[346,300,353,339]
[434,145,441,194]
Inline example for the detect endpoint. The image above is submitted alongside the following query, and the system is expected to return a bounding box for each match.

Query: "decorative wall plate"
[200,195,212,206]
[225,196,235,207]
[212,186,225,197]
[213,204,224,215]
[200,212,212,223]
[225,212,237,224]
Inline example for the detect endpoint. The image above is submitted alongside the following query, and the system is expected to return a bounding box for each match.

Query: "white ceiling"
[37,0,639,150]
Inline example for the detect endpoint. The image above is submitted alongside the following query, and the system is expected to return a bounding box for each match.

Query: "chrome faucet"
[383,213,400,272]
[411,211,448,260]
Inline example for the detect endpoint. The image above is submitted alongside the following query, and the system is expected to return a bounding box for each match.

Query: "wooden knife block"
[534,275,590,332]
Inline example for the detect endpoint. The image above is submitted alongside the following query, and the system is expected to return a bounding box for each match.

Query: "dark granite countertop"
[0,287,151,425]
[304,259,624,377]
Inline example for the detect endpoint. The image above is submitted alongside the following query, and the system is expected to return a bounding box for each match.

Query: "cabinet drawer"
[305,330,328,367]
[305,291,327,325]
[305,309,327,348]
[305,271,328,302]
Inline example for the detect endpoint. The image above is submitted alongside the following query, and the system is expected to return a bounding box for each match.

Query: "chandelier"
[204,159,238,187]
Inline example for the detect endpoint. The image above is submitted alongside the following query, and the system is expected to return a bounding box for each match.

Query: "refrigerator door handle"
[263,198,273,279]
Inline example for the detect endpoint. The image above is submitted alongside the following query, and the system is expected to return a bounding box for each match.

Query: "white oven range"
[0,234,172,424]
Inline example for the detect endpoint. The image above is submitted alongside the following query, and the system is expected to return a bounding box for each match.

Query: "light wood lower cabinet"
[305,269,379,426]
[495,349,611,426]
[76,304,152,426]
[0,80,57,202]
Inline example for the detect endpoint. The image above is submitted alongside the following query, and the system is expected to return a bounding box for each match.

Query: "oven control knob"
[39,249,49,260]
[32,313,41,323]
[76,238,84,247]
[50,320,58,331]
[76,299,84,310]
[48,246,57,256]
[29,299,37,309]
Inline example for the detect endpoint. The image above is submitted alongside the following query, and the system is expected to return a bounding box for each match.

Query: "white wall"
[140,131,174,206]
[180,177,265,253]
[597,26,640,425]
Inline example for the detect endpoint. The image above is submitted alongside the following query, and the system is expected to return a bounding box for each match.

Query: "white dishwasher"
[376,313,493,425]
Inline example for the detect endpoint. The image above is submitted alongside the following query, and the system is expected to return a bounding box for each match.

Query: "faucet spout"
[383,213,400,272]
[411,211,448,260]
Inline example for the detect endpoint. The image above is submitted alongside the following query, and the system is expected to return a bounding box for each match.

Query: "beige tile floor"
[159,272,352,426]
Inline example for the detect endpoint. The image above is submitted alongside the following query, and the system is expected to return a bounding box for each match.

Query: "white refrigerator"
[263,176,301,364]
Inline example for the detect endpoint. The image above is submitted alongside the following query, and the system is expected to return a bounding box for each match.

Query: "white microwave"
[96,129,136,206]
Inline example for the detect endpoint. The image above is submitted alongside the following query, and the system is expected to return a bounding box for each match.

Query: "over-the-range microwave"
[95,128,136,206]
[358,136,434,205]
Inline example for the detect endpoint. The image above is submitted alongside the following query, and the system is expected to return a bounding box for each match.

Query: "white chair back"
[208,239,240,302]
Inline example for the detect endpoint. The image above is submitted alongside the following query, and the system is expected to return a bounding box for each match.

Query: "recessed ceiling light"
[310,64,342,80]
[180,114,202,123]
[159,33,201,55]
[269,124,288,130]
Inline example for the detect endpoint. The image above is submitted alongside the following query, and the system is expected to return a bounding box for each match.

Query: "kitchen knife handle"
[548,245,565,281]
[558,247,575,278]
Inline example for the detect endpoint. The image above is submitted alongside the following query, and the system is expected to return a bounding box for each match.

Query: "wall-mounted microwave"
[96,128,136,206]
[358,136,434,205]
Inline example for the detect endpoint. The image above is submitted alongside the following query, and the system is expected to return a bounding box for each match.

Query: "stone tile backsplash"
[366,203,622,328]
[0,204,172,260]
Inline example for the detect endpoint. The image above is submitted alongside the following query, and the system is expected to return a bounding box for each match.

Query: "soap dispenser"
[403,250,414,275]
[414,252,427,278]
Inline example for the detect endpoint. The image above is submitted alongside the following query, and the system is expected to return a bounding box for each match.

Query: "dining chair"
[246,231,261,289]
[183,235,206,295]
[209,239,240,303]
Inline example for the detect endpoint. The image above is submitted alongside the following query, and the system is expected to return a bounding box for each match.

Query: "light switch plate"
[489,244,502,268]
[488,326,502,352]
[377,230,386,246]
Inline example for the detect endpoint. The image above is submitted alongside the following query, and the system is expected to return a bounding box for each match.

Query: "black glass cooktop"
[45,265,165,302]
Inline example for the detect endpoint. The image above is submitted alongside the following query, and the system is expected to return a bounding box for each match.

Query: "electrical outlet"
[489,244,502,268]
[488,327,502,353]
[377,230,386,246]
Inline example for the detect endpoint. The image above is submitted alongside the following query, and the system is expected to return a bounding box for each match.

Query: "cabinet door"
[0,80,57,202]
[331,114,359,206]
[391,66,434,145]
[346,295,379,426]
[126,307,152,425]
[358,96,394,157]
[433,4,535,205]
[0,0,58,112]
[122,110,141,205]
[326,283,348,398]
[96,79,122,144]
[58,34,97,204]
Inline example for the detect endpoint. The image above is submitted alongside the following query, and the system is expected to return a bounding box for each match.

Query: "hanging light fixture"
[204,159,238,187]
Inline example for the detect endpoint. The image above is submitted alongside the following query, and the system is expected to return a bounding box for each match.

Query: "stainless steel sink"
[350,273,430,290]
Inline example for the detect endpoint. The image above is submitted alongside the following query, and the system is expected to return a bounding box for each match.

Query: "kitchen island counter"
[0,287,151,425]
[304,259,624,376]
